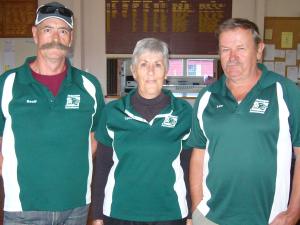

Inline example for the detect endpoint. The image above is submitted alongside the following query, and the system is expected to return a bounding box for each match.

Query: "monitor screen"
[167,59,184,76]
[186,59,215,77]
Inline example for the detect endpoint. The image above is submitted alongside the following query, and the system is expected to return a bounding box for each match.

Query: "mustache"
[40,42,70,51]
[226,61,240,66]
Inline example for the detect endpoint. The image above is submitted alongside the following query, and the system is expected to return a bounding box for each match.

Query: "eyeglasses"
[37,5,73,18]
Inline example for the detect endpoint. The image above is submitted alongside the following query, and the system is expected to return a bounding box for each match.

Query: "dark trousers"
[103,216,186,225]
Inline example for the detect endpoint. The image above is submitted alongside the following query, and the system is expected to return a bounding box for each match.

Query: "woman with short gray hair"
[92,37,192,225]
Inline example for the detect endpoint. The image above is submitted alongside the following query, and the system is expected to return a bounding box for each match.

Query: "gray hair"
[216,18,262,47]
[131,38,169,70]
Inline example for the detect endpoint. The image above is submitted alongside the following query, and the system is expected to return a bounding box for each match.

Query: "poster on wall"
[105,0,232,55]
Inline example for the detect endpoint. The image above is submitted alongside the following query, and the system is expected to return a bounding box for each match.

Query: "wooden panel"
[0,6,3,36]
[0,0,37,37]
[106,0,232,55]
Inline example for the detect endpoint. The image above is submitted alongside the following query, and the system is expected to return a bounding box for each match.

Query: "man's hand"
[269,210,299,225]
[92,219,103,225]
[186,218,192,225]
[90,132,98,158]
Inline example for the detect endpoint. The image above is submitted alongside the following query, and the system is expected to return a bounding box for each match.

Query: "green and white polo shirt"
[0,56,105,212]
[95,89,192,222]
[188,63,300,225]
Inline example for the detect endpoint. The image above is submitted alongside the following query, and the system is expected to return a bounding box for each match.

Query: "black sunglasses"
[37,5,73,18]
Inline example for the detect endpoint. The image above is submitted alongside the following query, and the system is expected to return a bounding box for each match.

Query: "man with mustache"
[188,18,300,225]
[0,2,105,224]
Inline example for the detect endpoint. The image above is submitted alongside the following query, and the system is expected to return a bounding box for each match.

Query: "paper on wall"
[274,49,285,58]
[274,61,285,76]
[286,66,298,82]
[264,29,273,40]
[264,44,275,61]
[281,32,293,49]
[285,50,297,66]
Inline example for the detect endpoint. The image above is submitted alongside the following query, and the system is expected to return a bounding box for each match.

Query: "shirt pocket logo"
[65,95,80,109]
[161,115,178,128]
[249,99,269,114]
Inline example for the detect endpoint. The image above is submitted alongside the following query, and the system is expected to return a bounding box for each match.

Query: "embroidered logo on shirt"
[65,95,80,109]
[161,115,178,128]
[26,99,37,104]
[249,99,269,114]
[216,104,223,108]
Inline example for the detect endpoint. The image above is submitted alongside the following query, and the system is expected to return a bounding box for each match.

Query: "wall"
[0,38,36,72]
[232,0,266,35]
[1,0,300,97]
[81,1,106,95]
[266,0,300,17]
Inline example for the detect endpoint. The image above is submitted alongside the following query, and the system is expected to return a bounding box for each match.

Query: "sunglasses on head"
[37,5,73,18]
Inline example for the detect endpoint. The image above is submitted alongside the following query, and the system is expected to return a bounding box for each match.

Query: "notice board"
[106,0,232,55]
[0,0,37,37]
[263,17,300,82]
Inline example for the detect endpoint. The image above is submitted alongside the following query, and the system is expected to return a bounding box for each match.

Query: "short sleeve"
[90,77,105,132]
[187,91,208,149]
[94,106,113,147]
[285,82,300,147]
[0,74,7,136]
[181,101,193,150]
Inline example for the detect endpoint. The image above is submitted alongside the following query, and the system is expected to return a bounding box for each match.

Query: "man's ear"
[69,30,74,47]
[32,26,38,44]
[257,42,265,61]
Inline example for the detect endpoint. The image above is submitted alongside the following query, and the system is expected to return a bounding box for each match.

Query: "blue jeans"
[3,205,89,225]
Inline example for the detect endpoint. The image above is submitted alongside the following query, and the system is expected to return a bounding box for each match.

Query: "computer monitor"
[186,59,216,77]
[167,59,184,76]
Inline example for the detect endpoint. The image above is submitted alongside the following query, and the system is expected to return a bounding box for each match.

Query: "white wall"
[82,0,106,95]
[266,0,300,16]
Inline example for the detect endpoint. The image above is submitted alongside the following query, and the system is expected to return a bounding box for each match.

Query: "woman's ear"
[131,65,136,80]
